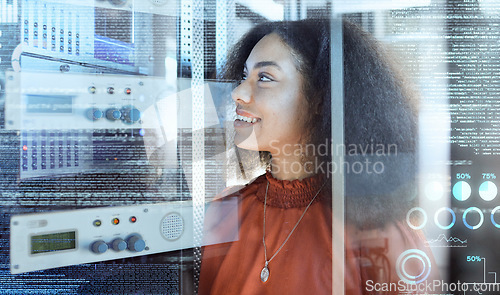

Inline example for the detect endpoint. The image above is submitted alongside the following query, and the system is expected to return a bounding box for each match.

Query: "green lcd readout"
[31,231,76,254]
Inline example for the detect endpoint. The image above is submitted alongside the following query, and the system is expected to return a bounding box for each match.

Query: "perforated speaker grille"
[160,213,184,241]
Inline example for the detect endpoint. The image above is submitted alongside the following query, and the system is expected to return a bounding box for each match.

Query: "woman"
[199,19,436,294]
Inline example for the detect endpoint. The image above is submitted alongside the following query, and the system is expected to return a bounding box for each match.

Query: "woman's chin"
[234,135,260,151]
[234,141,259,151]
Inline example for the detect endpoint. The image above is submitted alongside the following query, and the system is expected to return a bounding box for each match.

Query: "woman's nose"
[231,81,252,104]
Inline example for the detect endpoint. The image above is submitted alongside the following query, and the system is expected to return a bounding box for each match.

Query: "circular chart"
[463,207,484,230]
[479,181,497,201]
[434,207,456,230]
[406,207,427,230]
[491,206,500,228]
[396,249,432,285]
[424,181,444,201]
[452,181,471,201]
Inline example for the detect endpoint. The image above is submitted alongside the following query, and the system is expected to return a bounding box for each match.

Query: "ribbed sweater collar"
[255,171,327,208]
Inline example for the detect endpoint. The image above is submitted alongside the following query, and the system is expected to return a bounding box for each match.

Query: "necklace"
[260,179,327,283]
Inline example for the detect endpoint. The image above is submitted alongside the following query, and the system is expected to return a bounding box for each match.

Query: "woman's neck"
[269,154,317,181]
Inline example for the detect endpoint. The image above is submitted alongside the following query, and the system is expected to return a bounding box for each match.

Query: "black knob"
[105,108,122,121]
[91,240,108,254]
[127,234,145,252]
[111,238,127,252]
[86,108,103,121]
[121,107,141,124]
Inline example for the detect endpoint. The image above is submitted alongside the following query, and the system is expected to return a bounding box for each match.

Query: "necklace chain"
[262,179,327,266]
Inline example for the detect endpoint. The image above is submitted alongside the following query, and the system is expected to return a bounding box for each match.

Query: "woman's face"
[232,33,308,155]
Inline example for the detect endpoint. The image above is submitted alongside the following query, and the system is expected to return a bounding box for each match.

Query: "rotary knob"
[127,234,146,252]
[86,108,103,121]
[91,240,108,254]
[121,107,141,124]
[105,108,122,121]
[111,238,127,252]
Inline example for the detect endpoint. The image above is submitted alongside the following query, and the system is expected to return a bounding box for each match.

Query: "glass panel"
[340,5,443,294]
[340,1,500,294]
[1,0,500,294]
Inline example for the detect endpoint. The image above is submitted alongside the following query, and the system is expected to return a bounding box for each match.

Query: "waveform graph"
[425,234,467,248]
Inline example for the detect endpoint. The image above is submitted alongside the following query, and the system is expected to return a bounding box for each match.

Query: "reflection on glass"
[2,0,500,294]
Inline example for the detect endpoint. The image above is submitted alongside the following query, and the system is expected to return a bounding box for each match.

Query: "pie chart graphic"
[452,181,471,201]
[479,181,497,201]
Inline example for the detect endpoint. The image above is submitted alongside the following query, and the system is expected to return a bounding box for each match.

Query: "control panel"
[20,0,97,67]
[10,199,238,274]
[20,129,93,178]
[19,0,176,75]
[4,71,172,130]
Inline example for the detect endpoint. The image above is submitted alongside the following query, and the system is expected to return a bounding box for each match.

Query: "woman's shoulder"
[202,173,266,247]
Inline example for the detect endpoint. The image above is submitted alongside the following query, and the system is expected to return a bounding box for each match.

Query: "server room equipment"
[10,198,238,274]
[4,70,176,179]
[19,0,176,75]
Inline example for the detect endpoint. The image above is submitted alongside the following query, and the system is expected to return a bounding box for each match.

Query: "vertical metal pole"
[215,0,226,79]
[226,0,235,47]
[330,15,345,295]
[180,0,193,78]
[215,0,236,76]
[191,0,205,293]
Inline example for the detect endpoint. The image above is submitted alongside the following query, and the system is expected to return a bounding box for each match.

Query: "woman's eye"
[258,74,273,82]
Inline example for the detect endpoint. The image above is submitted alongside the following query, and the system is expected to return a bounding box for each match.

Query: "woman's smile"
[234,108,262,127]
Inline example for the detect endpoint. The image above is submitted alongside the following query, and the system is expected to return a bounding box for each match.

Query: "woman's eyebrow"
[244,61,282,71]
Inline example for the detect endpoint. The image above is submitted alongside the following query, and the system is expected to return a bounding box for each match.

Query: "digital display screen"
[25,95,73,114]
[31,231,76,254]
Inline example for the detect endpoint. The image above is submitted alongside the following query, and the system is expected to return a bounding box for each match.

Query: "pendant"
[260,265,269,283]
